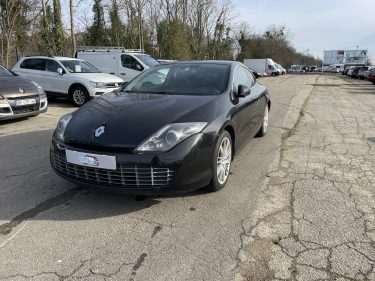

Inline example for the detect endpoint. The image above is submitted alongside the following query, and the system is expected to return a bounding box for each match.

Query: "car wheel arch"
[68,83,87,94]
[217,123,236,160]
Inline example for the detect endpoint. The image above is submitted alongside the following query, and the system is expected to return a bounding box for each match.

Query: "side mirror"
[57,68,63,75]
[236,85,251,98]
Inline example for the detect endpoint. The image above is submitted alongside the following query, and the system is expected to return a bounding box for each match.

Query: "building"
[323,49,368,65]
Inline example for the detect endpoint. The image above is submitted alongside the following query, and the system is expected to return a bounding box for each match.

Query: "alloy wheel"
[263,105,269,133]
[216,136,232,185]
[72,90,86,105]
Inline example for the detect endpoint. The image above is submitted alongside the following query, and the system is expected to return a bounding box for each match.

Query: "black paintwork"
[51,61,270,194]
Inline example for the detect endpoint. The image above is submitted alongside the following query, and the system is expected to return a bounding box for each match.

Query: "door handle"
[110,72,115,75]
[120,73,126,75]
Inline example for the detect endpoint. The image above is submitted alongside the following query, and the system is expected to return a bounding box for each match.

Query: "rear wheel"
[70,86,89,106]
[206,131,232,192]
[256,104,269,137]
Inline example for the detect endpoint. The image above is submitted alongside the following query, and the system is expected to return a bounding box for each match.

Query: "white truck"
[243,58,280,76]
[76,46,160,82]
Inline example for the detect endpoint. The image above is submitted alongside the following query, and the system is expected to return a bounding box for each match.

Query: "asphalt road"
[0,74,374,281]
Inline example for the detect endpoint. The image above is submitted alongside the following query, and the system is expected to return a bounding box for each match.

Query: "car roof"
[20,56,82,61]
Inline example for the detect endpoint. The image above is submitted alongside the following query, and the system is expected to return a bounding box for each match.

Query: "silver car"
[357,66,371,80]
[0,64,48,120]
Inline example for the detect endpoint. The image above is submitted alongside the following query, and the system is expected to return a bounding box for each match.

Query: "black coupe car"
[50,61,270,194]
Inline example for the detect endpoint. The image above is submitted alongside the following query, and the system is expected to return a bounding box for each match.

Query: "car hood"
[0,76,38,98]
[64,91,219,149]
[69,72,124,83]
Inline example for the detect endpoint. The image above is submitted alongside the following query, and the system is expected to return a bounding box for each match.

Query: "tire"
[206,131,232,192]
[70,85,90,106]
[256,103,269,137]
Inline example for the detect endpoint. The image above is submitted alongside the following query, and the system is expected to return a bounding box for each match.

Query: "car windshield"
[59,60,100,73]
[134,54,160,68]
[0,65,14,77]
[123,63,230,95]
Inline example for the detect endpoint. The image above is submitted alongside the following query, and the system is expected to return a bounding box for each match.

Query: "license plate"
[15,98,36,106]
[65,150,116,170]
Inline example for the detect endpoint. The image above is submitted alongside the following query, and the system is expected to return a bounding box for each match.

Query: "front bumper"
[88,85,123,97]
[50,133,216,194]
[0,96,48,120]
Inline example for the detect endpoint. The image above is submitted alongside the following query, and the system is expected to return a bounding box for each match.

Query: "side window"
[20,59,46,71]
[46,60,60,72]
[244,68,255,87]
[121,55,143,71]
[233,66,252,93]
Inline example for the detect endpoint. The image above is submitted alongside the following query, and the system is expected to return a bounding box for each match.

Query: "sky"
[232,0,375,62]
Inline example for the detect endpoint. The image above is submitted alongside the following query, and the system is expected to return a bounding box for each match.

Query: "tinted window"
[233,66,253,93]
[20,59,46,71]
[46,60,60,72]
[245,68,255,86]
[124,64,230,95]
[121,55,143,71]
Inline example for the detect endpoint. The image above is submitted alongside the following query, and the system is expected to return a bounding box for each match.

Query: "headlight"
[89,81,106,88]
[135,122,207,152]
[31,81,45,95]
[54,113,72,142]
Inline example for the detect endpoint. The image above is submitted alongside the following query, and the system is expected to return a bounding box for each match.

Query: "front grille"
[12,104,40,114]
[7,95,38,100]
[50,150,174,188]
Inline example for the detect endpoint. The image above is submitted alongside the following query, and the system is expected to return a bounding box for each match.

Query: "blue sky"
[232,0,375,61]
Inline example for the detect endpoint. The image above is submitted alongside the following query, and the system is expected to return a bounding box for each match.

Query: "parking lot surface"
[0,74,374,280]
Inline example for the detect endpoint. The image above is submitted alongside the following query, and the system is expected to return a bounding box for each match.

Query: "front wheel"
[70,86,89,106]
[256,104,269,137]
[206,131,232,192]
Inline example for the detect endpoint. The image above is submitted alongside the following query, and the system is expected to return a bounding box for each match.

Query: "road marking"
[0,221,30,250]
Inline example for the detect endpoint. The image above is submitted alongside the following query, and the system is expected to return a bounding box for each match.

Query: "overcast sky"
[232,0,375,61]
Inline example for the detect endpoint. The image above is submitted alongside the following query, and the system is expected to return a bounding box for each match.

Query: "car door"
[17,58,46,87]
[232,66,259,147]
[42,59,69,96]
[119,54,144,82]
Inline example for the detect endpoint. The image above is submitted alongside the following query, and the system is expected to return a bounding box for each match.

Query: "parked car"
[50,61,271,194]
[350,67,361,79]
[342,66,353,75]
[0,64,47,120]
[12,56,124,106]
[76,46,160,82]
[357,66,371,80]
[368,68,375,84]
[275,63,286,74]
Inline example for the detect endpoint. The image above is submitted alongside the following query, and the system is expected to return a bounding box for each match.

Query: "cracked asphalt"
[0,74,374,280]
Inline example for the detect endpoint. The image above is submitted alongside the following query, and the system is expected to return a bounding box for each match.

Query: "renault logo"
[94,125,105,138]
[19,88,25,93]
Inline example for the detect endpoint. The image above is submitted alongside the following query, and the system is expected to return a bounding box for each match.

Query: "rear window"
[20,58,46,71]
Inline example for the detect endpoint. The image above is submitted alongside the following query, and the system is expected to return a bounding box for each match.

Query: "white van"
[76,46,160,82]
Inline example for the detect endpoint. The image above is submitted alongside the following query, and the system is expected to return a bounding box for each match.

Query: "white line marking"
[0,221,30,250]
